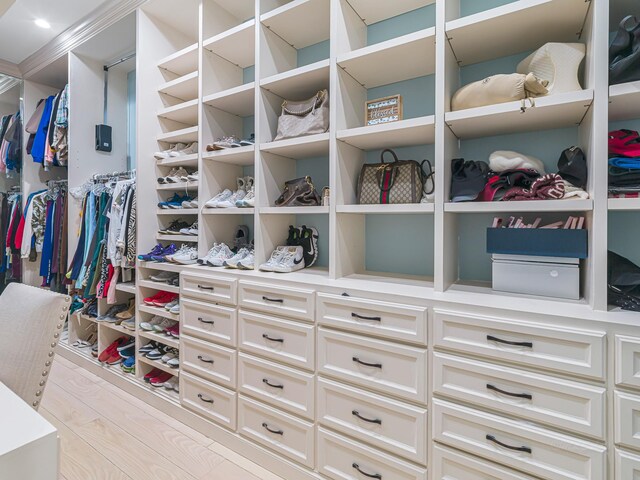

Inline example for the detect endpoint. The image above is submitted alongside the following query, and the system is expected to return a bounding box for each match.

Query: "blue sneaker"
[119,345,136,359]
[151,244,178,262]
[158,193,191,209]
[138,244,164,261]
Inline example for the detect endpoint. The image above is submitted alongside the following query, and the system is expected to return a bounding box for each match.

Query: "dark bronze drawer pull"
[352,357,382,369]
[197,355,214,364]
[197,285,214,291]
[352,312,381,321]
[263,378,284,389]
[487,384,533,400]
[487,335,533,348]
[197,393,214,404]
[352,463,382,479]
[262,296,284,303]
[262,422,284,435]
[262,334,284,343]
[486,434,532,454]
[197,317,214,325]
[352,410,382,425]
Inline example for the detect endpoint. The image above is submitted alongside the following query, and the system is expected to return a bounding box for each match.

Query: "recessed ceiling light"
[34,19,50,29]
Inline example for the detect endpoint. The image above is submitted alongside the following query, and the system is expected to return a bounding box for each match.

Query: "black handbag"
[609,15,640,85]
[608,251,640,311]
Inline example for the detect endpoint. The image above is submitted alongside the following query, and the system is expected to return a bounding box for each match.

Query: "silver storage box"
[491,254,580,300]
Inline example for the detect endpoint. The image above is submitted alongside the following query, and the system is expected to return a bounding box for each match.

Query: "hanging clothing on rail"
[26,84,69,170]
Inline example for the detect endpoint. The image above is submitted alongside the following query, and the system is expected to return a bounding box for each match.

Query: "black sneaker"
[299,225,319,268]
[234,225,250,250]
[286,225,302,246]
[159,220,190,235]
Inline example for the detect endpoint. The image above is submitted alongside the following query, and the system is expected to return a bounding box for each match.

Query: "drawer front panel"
[616,449,640,480]
[433,309,605,379]
[181,272,236,305]
[317,377,427,464]
[433,399,606,480]
[238,310,314,371]
[317,427,427,480]
[318,328,427,403]
[433,445,536,480]
[317,292,427,345]
[182,298,236,347]
[239,281,314,321]
[615,391,640,451]
[180,372,236,430]
[616,335,640,390]
[238,353,314,420]
[181,335,236,388]
[238,395,314,468]
[433,352,605,439]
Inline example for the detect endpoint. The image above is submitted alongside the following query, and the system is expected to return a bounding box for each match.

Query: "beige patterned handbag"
[357,149,431,204]
[274,89,329,141]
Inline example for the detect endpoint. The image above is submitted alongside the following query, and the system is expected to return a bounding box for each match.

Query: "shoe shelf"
[157,43,199,76]
[202,83,255,117]
[337,116,435,150]
[337,28,436,88]
[260,0,330,49]
[260,133,330,158]
[259,206,329,215]
[138,279,180,294]
[260,59,330,99]
[445,89,594,139]
[156,234,198,243]
[158,71,199,102]
[202,207,255,215]
[144,381,179,404]
[609,81,640,122]
[156,208,199,215]
[157,99,198,125]
[608,198,640,211]
[139,304,180,322]
[345,0,435,25]
[138,330,180,350]
[156,154,199,168]
[203,19,256,69]
[78,313,98,324]
[138,261,195,274]
[156,181,198,191]
[116,282,137,295]
[157,126,199,144]
[138,355,180,377]
[336,204,435,214]
[444,199,594,213]
[98,322,133,336]
[445,0,590,66]
[203,145,256,166]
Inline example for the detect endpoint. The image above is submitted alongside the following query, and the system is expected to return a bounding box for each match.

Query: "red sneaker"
[98,337,127,363]
[144,368,163,383]
[150,372,173,387]
[151,292,178,307]
[143,291,170,306]
[166,323,180,338]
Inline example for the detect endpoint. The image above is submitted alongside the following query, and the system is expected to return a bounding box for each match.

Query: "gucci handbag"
[357,149,430,204]
[274,89,329,141]
[275,176,321,207]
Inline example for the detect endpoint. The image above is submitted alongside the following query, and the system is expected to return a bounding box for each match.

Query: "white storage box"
[491,254,580,300]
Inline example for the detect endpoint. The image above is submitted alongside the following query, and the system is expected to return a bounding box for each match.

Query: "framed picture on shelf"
[366,95,403,126]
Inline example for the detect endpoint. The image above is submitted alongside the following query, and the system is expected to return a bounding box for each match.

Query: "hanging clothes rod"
[92,170,136,182]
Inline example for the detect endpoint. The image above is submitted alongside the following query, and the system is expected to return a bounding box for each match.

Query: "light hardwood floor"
[42,355,284,480]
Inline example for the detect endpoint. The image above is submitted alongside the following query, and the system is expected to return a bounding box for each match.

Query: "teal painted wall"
[298,40,330,67]
[367,5,436,46]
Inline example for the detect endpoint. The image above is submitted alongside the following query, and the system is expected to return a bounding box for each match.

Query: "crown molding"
[19,0,146,80]
[0,58,21,79]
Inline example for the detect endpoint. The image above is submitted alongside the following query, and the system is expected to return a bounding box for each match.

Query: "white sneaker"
[198,244,221,265]
[238,250,255,270]
[164,299,179,312]
[208,244,234,267]
[205,189,232,208]
[186,170,199,182]
[166,244,190,263]
[181,197,198,209]
[164,378,178,391]
[152,318,176,333]
[273,246,305,273]
[217,189,246,208]
[165,167,190,183]
[237,185,255,207]
[224,248,251,269]
[170,142,198,157]
[140,315,166,331]
[259,246,287,272]
[172,246,198,264]
[157,167,180,184]
[179,222,198,236]
[169,302,180,315]
[154,143,186,160]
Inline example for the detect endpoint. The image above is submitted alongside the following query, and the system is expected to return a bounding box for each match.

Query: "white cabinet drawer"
[317,377,427,464]
[318,328,427,404]
[238,280,314,321]
[238,310,314,371]
[181,298,236,347]
[616,335,640,390]
[433,309,605,379]
[238,353,314,420]
[433,399,606,480]
[433,445,536,480]
[317,292,427,345]
[238,395,314,468]
[616,449,640,480]
[433,352,605,439]
[317,427,427,480]
[180,372,236,430]
[181,272,236,305]
[615,391,640,451]
[181,335,236,389]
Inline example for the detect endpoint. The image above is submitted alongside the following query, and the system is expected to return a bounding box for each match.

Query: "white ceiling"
[0,0,110,64]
